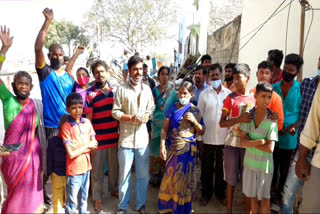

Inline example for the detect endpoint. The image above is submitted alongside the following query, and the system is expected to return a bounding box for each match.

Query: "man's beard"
[225,76,233,82]
[95,80,107,89]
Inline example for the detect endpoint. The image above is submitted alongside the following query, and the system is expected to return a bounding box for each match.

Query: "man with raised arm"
[34,8,75,212]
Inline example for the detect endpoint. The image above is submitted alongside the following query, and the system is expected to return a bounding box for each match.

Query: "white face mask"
[179,97,191,106]
[211,79,221,90]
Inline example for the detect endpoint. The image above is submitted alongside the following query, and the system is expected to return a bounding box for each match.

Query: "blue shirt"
[36,65,74,128]
[298,76,319,145]
[193,82,208,106]
[273,80,301,150]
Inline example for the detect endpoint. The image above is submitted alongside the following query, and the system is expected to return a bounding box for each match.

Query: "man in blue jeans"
[112,55,155,214]
[281,57,320,213]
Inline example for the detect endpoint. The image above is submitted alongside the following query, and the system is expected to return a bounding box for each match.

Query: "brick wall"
[207,15,241,66]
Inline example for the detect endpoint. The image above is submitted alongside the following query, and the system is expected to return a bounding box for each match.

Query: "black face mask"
[225,76,233,82]
[50,58,64,70]
[11,83,30,100]
[282,71,296,82]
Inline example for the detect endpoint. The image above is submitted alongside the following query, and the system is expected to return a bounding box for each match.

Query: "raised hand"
[43,8,54,21]
[0,26,13,49]
[75,46,85,55]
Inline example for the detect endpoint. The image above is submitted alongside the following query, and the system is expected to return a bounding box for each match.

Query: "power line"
[285,0,294,57]
[240,0,296,41]
[303,2,314,54]
[239,1,287,51]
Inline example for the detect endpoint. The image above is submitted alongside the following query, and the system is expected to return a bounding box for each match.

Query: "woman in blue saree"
[158,81,205,214]
[150,66,174,185]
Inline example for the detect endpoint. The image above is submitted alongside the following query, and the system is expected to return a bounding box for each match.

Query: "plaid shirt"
[112,81,155,149]
[298,75,319,145]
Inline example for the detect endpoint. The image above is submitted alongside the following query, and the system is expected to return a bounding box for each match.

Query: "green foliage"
[84,0,177,52]
[45,20,89,56]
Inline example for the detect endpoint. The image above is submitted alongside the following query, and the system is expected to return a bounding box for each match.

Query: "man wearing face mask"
[271,54,303,204]
[197,63,231,206]
[112,55,155,214]
[85,60,119,212]
[34,8,74,212]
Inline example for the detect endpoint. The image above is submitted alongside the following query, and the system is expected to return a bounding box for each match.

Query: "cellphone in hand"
[0,143,22,152]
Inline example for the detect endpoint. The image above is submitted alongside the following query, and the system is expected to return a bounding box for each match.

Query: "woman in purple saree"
[0,27,43,213]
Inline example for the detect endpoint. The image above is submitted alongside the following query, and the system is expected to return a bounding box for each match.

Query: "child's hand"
[268,112,278,122]
[237,112,251,123]
[88,141,98,149]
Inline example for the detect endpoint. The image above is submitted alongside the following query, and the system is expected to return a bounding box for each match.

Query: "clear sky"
[0,0,93,61]
[0,0,190,72]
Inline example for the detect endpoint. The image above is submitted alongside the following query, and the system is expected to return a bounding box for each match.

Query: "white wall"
[238,0,320,89]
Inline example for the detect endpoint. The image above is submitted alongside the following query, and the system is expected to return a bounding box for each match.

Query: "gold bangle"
[0,54,5,64]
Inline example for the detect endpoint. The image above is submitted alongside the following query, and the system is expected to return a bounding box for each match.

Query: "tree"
[45,20,90,56]
[84,0,177,52]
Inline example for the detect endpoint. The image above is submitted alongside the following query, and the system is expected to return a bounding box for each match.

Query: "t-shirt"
[36,64,74,128]
[61,116,96,176]
[222,92,256,147]
[241,108,278,174]
[85,86,119,150]
[0,83,38,131]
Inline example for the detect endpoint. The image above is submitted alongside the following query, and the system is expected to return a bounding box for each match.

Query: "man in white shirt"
[198,63,231,206]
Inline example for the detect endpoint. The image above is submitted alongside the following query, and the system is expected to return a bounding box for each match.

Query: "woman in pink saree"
[0,27,43,213]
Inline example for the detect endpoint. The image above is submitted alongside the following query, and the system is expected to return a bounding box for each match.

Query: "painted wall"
[238,0,320,89]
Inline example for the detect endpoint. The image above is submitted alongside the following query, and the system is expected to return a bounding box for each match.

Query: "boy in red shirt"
[219,64,256,213]
[61,93,98,213]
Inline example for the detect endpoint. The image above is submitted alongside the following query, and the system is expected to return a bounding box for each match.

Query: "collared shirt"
[193,82,208,106]
[85,85,119,150]
[112,81,155,149]
[61,116,96,176]
[251,88,284,131]
[273,80,301,150]
[197,85,231,145]
[298,76,319,146]
[241,108,278,174]
[300,86,320,168]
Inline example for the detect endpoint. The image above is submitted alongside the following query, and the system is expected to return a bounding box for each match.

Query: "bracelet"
[0,54,5,64]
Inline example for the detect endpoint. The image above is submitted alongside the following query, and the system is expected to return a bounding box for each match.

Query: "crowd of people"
[0,7,320,214]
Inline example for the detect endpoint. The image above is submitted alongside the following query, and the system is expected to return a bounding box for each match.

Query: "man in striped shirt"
[85,60,119,213]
